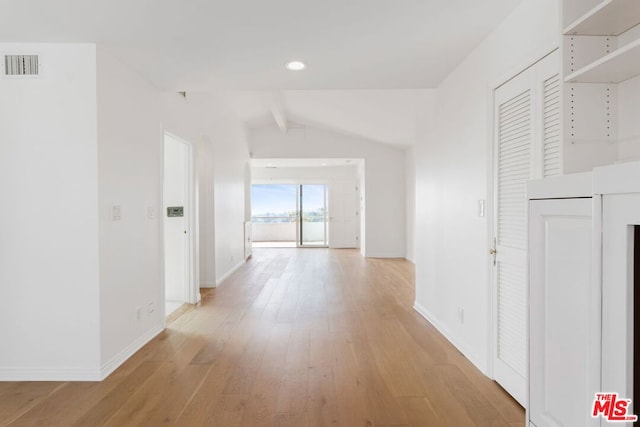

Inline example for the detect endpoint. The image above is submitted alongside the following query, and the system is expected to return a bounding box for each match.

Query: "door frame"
[486,47,559,390]
[161,131,200,317]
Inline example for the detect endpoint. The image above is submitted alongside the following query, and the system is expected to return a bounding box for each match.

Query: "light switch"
[111,205,122,221]
[147,207,155,220]
[478,200,486,217]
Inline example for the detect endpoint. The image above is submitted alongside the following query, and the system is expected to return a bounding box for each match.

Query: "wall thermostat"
[167,206,184,217]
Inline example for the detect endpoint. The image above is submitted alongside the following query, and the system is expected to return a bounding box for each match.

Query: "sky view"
[251,184,325,216]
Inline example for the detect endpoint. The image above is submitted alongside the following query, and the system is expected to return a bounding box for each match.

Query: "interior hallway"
[0,249,523,426]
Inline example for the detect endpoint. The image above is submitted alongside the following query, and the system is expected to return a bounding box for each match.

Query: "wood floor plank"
[0,248,524,426]
[331,331,372,427]
[68,361,163,427]
[7,377,124,427]
[276,328,310,413]
[242,324,292,426]
[0,382,64,427]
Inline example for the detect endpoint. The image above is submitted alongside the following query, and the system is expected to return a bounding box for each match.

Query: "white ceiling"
[230,90,426,146]
[0,0,521,91]
[1,0,522,147]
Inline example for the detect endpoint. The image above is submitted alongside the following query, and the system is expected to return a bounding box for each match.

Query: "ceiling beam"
[266,92,288,133]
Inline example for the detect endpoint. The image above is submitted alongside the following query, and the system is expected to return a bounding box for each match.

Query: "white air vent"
[4,55,39,76]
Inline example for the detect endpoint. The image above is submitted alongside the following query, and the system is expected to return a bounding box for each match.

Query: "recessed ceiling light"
[345,160,352,163]
[285,60,306,71]
[321,162,328,166]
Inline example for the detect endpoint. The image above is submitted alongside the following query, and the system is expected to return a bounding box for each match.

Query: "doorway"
[163,133,197,317]
[251,183,328,248]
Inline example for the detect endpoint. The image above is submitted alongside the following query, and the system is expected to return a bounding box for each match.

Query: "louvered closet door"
[538,50,561,178]
[493,66,536,406]
[542,74,561,177]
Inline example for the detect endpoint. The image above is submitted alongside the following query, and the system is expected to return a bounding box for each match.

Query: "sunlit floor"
[0,248,523,426]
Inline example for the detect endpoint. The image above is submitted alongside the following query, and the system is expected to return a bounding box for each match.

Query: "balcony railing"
[251,216,326,243]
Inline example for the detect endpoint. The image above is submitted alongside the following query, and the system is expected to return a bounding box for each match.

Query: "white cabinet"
[600,193,640,402]
[529,195,601,427]
[561,0,640,173]
[528,162,640,427]
[595,163,640,417]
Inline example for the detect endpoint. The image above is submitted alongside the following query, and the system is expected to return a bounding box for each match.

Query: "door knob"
[489,238,497,266]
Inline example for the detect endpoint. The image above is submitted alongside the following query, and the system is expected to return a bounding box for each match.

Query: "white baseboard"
[0,366,102,381]
[413,301,488,376]
[0,322,165,382]
[215,259,246,286]
[100,322,164,380]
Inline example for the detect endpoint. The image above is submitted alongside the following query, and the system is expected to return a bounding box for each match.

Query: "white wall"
[618,74,640,161]
[97,50,252,372]
[252,165,359,182]
[96,48,165,371]
[413,0,559,373]
[0,44,101,379]
[211,110,250,285]
[160,92,250,287]
[250,126,406,257]
[405,147,416,263]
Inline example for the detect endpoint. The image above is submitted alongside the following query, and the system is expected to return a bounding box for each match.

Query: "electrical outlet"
[147,302,154,315]
[111,205,122,221]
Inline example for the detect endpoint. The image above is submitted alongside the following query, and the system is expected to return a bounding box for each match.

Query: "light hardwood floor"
[0,248,524,426]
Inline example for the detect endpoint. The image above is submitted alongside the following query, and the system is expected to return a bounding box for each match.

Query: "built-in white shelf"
[564,0,640,36]
[565,37,640,83]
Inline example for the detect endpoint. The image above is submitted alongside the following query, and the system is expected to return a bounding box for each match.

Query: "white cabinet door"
[529,197,600,427]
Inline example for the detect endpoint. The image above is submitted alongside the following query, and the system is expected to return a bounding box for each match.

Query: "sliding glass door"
[299,184,327,247]
[251,183,328,248]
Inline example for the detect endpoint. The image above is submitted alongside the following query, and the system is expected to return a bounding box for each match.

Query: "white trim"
[0,366,102,382]
[215,259,246,286]
[491,45,559,90]
[0,322,164,381]
[413,301,488,376]
[200,280,216,288]
[100,322,164,380]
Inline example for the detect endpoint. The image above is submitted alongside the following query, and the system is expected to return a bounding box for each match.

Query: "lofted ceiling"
[229,90,427,147]
[1,0,522,145]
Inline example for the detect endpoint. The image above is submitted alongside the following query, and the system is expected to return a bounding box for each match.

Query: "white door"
[493,66,536,406]
[492,51,560,405]
[529,198,599,427]
[163,134,189,303]
[328,181,359,248]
